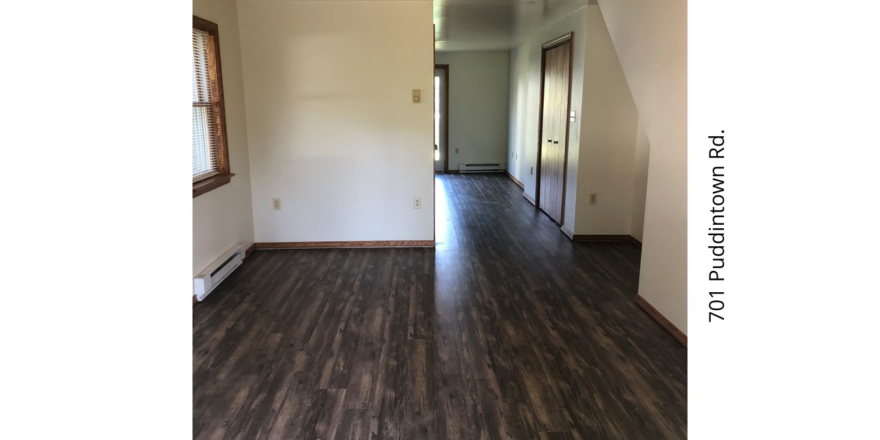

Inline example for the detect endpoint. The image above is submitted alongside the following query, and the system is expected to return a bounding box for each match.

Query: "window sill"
[193,173,235,198]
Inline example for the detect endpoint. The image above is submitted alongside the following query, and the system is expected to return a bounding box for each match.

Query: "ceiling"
[434,0,593,52]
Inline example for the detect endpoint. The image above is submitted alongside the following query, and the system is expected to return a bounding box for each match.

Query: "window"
[192,16,233,198]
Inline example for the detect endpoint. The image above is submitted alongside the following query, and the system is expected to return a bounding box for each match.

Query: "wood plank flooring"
[193,173,687,440]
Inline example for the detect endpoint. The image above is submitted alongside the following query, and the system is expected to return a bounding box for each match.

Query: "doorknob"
[434,144,438,151]
[553,140,559,144]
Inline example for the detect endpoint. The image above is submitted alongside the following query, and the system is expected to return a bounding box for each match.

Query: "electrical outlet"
[272,198,281,210]
[589,193,597,205]
[530,167,534,175]
[413,197,421,209]
[515,153,518,160]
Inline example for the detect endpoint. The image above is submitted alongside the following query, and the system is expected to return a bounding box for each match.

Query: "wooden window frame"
[193,15,234,198]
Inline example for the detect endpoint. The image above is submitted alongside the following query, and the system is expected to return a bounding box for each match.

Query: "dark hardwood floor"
[193,173,687,440]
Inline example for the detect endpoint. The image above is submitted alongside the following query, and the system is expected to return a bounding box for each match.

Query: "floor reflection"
[434,174,452,250]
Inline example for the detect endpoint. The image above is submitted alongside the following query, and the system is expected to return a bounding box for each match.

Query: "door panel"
[557,44,570,222]
[538,41,571,225]
[540,52,552,208]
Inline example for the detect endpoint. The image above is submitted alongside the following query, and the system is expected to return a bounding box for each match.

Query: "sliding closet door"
[538,34,572,225]
[540,53,551,211]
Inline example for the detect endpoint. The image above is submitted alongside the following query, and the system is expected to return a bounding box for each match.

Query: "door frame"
[535,32,574,223]
[434,64,450,173]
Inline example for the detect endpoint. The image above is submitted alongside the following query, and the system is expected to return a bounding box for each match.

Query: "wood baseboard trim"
[506,172,525,190]
[635,295,687,347]
[569,234,630,242]
[560,233,643,249]
[628,235,642,249]
[255,240,435,250]
[560,224,575,240]
[523,191,536,206]
[245,243,257,258]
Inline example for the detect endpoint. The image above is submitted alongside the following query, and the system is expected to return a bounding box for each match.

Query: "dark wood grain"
[507,171,525,190]
[571,234,631,242]
[562,228,645,250]
[256,241,434,249]
[194,173,687,439]
[636,294,687,347]
[192,173,234,198]
[537,36,573,225]
[560,224,575,240]
[629,235,643,249]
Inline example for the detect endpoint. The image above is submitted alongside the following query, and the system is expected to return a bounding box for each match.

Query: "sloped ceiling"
[434,0,593,52]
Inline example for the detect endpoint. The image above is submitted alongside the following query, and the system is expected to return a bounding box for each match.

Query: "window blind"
[193,28,218,182]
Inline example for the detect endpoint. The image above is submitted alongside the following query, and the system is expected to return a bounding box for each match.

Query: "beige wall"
[572,6,639,236]
[237,1,435,243]
[507,6,641,236]
[192,0,255,277]
[434,52,510,170]
[507,44,531,184]
[630,121,650,242]
[598,0,687,333]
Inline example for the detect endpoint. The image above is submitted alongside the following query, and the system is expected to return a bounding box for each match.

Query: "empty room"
[192,0,686,438]
[13,0,880,438]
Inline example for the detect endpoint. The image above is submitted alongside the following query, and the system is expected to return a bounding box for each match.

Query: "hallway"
[193,174,687,439]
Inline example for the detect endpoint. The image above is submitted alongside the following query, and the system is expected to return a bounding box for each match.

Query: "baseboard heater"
[459,163,506,173]
[194,243,243,302]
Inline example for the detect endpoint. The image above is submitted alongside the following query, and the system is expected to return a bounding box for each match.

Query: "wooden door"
[538,35,572,224]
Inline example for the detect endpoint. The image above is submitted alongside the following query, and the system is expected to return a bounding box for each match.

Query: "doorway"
[434,64,449,173]
[536,33,573,224]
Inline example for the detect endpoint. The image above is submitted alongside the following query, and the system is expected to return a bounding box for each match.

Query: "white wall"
[237,1,435,243]
[507,44,530,183]
[507,6,640,235]
[598,0,688,333]
[434,52,509,170]
[507,7,589,230]
[630,121,650,242]
[192,0,255,276]
[572,6,639,236]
